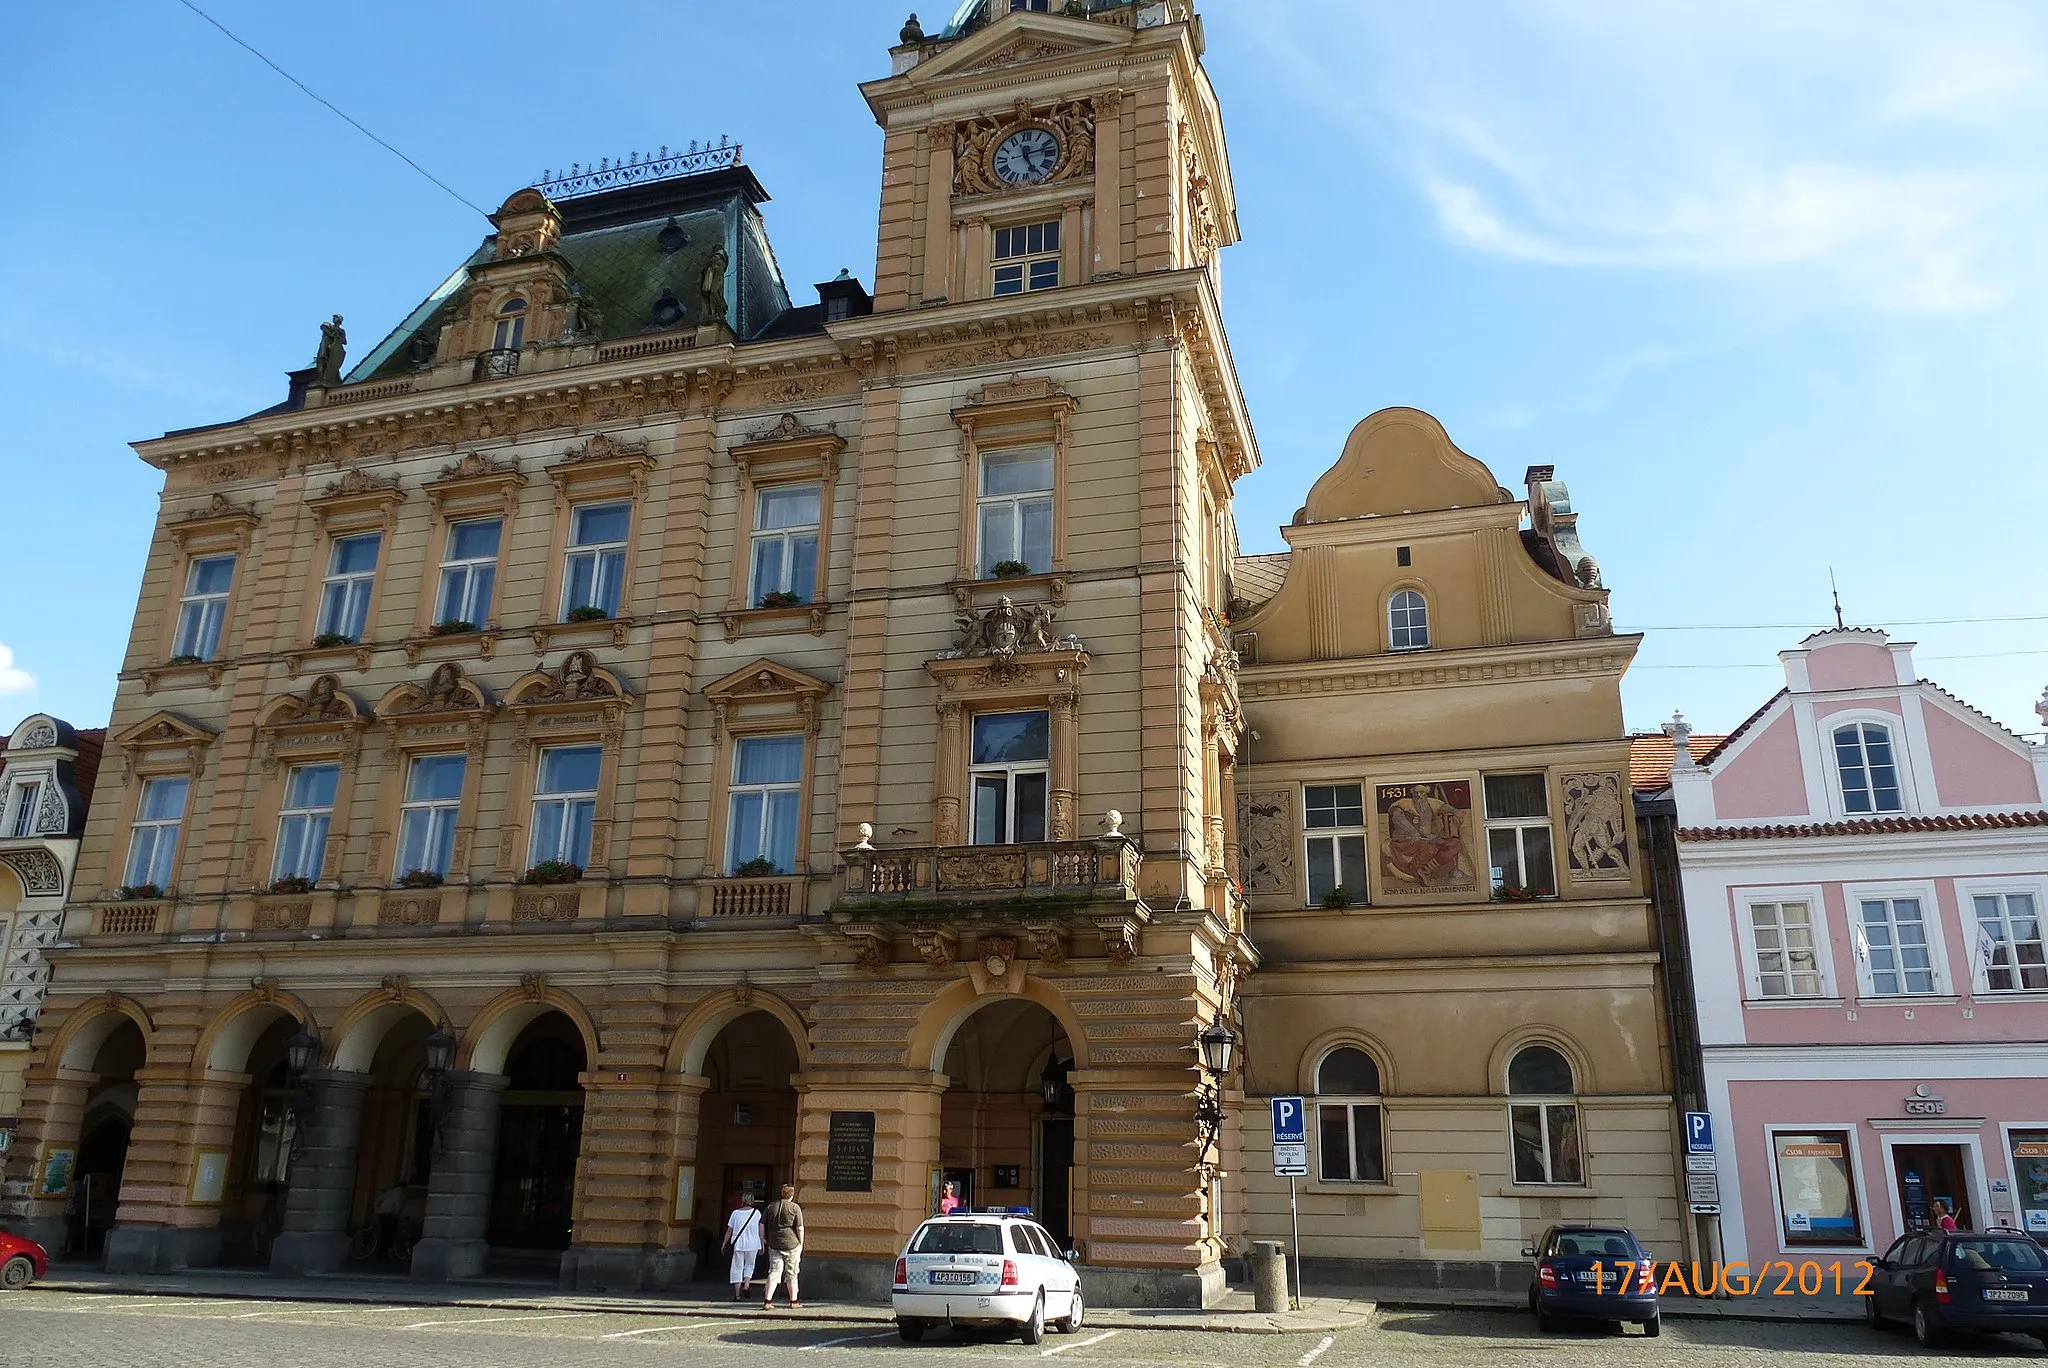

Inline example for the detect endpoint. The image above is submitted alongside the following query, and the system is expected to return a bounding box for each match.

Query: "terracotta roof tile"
[1628,732,1728,792]
[1680,810,2048,841]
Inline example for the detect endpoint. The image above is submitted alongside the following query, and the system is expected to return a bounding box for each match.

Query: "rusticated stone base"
[556,1244,697,1293]
[104,1224,222,1273]
[1299,1255,1520,1291]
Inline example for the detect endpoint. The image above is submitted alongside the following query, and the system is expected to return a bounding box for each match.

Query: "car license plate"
[930,1270,976,1285]
[1983,1288,2029,1302]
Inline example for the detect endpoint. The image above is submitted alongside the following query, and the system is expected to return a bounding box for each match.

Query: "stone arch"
[1487,1026,1593,1096]
[1295,1025,1400,1098]
[665,987,810,1077]
[52,994,155,1072]
[460,983,600,1076]
[328,984,450,1073]
[909,975,1092,1076]
[194,989,316,1074]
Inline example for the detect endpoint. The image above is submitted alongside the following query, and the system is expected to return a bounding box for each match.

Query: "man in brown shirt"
[762,1182,805,1308]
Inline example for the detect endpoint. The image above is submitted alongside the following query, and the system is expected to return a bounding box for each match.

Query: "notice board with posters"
[826,1111,876,1192]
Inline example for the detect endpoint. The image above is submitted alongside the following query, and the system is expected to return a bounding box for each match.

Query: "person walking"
[374,1181,408,1261]
[1934,1199,1960,1232]
[938,1180,960,1215]
[762,1182,805,1309]
[723,1195,764,1300]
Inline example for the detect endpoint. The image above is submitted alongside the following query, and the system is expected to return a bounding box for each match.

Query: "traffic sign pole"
[1289,1175,1301,1311]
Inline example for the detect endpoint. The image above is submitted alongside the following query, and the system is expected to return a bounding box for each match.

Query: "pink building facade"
[1668,629,2048,1265]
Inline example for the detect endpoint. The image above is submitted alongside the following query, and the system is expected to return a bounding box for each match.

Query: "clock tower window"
[993,220,1061,295]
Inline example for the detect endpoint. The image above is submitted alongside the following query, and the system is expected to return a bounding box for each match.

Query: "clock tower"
[862,1,1238,311]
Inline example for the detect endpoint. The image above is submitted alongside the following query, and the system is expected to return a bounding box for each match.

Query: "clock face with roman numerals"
[993,128,1061,186]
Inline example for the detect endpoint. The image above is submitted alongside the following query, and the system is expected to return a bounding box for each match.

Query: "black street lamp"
[286,1023,321,1156]
[421,1022,458,1157]
[1193,1008,1238,1167]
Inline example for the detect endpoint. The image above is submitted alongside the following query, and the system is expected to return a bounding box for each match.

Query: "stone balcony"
[837,836,1140,911]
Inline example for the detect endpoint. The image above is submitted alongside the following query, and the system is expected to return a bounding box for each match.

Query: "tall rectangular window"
[273,763,341,883]
[1302,784,1366,906]
[1316,1104,1385,1183]
[977,448,1054,577]
[124,777,189,890]
[1509,1103,1583,1185]
[529,745,601,869]
[1750,901,1824,997]
[395,754,466,880]
[1834,723,1903,813]
[993,220,1060,294]
[434,518,501,628]
[727,735,804,874]
[970,711,1049,845]
[748,485,821,606]
[561,502,630,619]
[8,781,41,839]
[315,533,381,641]
[1772,1131,1863,1246]
[1975,892,2047,991]
[173,554,235,660]
[1484,773,1555,897]
[1860,897,1937,995]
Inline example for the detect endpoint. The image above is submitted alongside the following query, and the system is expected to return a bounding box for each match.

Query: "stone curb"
[30,1277,1374,1336]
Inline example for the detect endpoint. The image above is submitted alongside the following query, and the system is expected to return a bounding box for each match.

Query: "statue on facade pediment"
[312,314,347,385]
[950,596,1055,661]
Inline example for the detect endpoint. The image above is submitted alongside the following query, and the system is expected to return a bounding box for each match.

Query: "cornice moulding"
[1237,635,1642,697]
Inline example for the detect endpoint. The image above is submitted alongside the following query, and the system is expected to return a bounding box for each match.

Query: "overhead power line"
[172,0,489,219]
[1616,614,2048,632]
[1632,648,2048,672]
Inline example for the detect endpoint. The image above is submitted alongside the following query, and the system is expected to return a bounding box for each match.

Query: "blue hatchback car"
[1523,1224,1661,1336]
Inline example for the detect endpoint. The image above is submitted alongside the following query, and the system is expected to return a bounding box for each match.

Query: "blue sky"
[3,1,2043,742]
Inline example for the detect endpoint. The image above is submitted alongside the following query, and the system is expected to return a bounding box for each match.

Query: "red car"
[1,1230,49,1289]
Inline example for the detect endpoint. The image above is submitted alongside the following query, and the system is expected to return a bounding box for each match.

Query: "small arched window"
[493,297,527,353]
[1313,1045,1385,1182]
[1832,723,1902,814]
[1507,1044,1581,1185]
[1388,589,1430,651]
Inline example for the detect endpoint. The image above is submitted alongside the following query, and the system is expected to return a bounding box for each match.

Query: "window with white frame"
[993,220,1060,295]
[315,533,381,642]
[434,519,501,628]
[1974,892,2047,991]
[7,780,42,839]
[272,763,341,883]
[173,554,236,660]
[977,447,1054,578]
[1483,773,1554,897]
[124,776,188,890]
[1858,896,1937,995]
[748,485,821,606]
[493,296,527,352]
[1314,1046,1386,1183]
[394,753,466,880]
[1833,723,1903,814]
[561,501,630,619]
[1388,589,1429,651]
[1750,900,1825,998]
[727,735,804,874]
[970,711,1049,845]
[1507,1045,1582,1185]
[529,745,601,869]
[1771,1130,1864,1246]
[1303,783,1366,906]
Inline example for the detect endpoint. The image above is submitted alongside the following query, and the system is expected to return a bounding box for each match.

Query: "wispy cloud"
[0,644,37,698]
[1239,1,2048,313]
[0,316,243,405]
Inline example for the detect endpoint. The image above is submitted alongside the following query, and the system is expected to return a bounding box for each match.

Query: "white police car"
[892,1211,1084,1343]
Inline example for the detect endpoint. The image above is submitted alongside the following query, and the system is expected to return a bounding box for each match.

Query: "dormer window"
[1388,589,1430,651]
[1833,723,1902,814]
[492,297,527,352]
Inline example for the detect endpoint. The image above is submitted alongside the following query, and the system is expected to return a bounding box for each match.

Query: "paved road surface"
[3,1292,2043,1366]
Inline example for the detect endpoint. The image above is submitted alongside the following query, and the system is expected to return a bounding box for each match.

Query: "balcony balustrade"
[839,836,1139,910]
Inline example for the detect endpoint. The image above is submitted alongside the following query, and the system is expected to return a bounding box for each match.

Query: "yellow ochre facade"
[0,2,1679,1303]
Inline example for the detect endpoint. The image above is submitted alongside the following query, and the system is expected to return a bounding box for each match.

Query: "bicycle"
[348,1220,414,1263]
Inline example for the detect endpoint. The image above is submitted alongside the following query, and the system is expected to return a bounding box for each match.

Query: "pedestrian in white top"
[723,1198,764,1300]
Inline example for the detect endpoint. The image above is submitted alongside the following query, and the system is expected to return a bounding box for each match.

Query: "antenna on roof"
[1829,568,1844,630]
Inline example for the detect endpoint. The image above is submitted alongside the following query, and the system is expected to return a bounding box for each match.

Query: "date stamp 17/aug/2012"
[1580,1261,1874,1297]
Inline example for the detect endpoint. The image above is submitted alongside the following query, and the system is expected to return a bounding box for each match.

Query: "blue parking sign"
[1685,1111,1714,1153]
[1272,1096,1307,1145]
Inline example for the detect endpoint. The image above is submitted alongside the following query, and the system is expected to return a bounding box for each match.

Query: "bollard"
[1250,1238,1288,1312]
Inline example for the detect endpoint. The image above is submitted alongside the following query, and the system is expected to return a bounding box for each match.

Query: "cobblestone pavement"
[4,1293,2045,1367]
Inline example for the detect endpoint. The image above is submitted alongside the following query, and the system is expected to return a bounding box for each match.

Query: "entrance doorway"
[691,1011,800,1280]
[1892,1143,1977,1233]
[343,1010,435,1269]
[486,1013,586,1256]
[68,1019,144,1260]
[940,999,1074,1244]
[218,1015,306,1265]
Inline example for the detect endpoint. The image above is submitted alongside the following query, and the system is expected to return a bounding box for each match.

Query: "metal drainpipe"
[1641,798,1707,1286]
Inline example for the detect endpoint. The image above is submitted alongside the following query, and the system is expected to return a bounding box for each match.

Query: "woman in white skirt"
[723,1197,764,1300]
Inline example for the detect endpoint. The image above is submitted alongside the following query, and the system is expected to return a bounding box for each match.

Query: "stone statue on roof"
[312,314,347,386]
[699,246,730,325]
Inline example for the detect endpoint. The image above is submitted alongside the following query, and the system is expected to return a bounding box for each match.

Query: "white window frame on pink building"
[1733,882,1842,1005]
[1841,877,1953,1002]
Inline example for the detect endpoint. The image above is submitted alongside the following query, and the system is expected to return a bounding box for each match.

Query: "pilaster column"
[106,1066,242,1273]
[1,1066,95,1252]
[933,700,965,846]
[409,1070,507,1282]
[270,1068,372,1274]
[922,123,955,303]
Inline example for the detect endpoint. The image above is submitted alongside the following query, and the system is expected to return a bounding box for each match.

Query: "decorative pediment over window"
[547,431,655,504]
[377,663,495,758]
[257,675,370,770]
[728,413,845,481]
[114,710,217,757]
[505,651,634,742]
[425,451,525,517]
[307,467,406,531]
[170,494,260,554]
[703,659,832,738]
[952,377,1077,447]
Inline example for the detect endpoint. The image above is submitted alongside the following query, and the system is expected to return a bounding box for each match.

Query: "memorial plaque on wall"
[826,1110,877,1192]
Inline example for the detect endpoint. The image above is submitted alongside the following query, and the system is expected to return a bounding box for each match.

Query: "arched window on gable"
[1507,1044,1582,1185]
[493,297,527,353]
[1832,722,1903,814]
[1388,589,1430,651]
[1314,1045,1386,1183]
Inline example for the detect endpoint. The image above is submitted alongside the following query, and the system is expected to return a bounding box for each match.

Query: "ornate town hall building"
[1,1,1678,1302]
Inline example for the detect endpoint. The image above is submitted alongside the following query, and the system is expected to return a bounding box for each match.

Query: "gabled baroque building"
[0,0,1671,1301]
